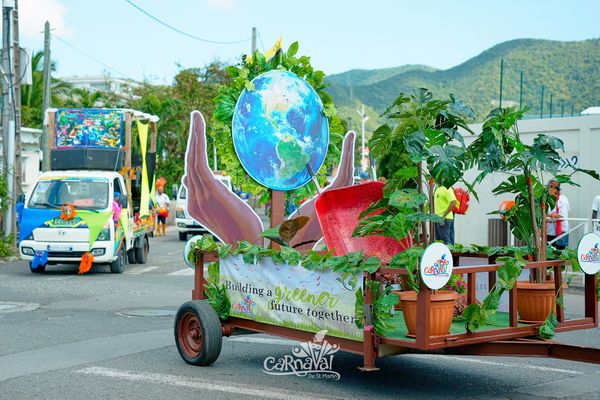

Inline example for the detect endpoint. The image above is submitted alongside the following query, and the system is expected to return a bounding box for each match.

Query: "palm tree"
[21,50,72,128]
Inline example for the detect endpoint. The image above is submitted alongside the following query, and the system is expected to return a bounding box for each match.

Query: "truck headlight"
[96,227,111,241]
[176,209,185,219]
[22,247,34,256]
[91,248,105,256]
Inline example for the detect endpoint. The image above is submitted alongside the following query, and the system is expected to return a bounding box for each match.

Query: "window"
[29,178,109,210]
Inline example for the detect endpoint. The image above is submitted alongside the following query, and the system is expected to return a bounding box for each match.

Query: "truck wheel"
[179,232,187,241]
[29,261,45,273]
[135,236,149,264]
[127,248,137,264]
[175,300,222,366]
[110,245,126,274]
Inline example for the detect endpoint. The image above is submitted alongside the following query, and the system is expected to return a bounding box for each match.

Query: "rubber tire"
[29,261,45,273]
[135,236,149,264]
[127,247,137,264]
[178,232,187,241]
[174,300,222,366]
[110,245,126,274]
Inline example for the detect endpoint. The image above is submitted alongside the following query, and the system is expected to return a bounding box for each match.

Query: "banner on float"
[220,256,362,341]
[55,108,123,148]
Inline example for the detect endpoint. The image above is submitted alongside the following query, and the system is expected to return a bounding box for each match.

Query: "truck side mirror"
[117,194,128,208]
[17,193,25,203]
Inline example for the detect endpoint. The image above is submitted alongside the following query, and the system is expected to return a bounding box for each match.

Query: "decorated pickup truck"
[18,108,158,274]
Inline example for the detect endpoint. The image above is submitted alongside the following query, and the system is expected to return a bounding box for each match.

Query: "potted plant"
[468,107,599,321]
[353,88,476,336]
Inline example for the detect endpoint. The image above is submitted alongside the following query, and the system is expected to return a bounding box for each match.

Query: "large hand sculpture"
[183,111,264,245]
[289,131,356,250]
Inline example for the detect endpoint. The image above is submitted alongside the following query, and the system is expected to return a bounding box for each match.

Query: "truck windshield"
[28,178,110,210]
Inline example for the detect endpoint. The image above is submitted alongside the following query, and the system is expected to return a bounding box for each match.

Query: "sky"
[18,0,600,84]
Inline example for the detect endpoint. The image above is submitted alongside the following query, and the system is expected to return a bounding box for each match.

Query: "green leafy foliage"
[354,287,364,329]
[538,312,558,340]
[204,261,231,320]
[369,281,399,336]
[463,255,524,333]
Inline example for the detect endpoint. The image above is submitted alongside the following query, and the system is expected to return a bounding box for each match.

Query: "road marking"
[227,336,299,346]
[0,329,172,382]
[77,367,347,400]
[167,268,193,276]
[516,371,600,398]
[167,250,181,256]
[415,354,584,375]
[127,266,159,275]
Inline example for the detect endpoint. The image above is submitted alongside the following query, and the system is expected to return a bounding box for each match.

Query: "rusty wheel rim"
[178,312,203,357]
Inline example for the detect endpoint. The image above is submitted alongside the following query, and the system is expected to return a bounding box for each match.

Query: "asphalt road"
[1,229,600,400]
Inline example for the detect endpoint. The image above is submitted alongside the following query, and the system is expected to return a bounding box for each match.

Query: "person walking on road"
[156,185,170,237]
[434,183,458,245]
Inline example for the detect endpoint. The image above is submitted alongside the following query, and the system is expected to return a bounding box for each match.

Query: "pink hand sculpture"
[183,111,264,246]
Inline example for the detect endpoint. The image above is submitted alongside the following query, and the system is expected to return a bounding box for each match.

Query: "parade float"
[19,108,157,274]
[174,43,600,371]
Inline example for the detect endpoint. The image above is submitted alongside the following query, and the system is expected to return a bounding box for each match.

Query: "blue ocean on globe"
[232,70,329,191]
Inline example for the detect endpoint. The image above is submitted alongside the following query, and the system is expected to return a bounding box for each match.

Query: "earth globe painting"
[232,70,329,191]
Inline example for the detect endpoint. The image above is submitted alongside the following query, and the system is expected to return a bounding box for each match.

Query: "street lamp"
[355,104,368,172]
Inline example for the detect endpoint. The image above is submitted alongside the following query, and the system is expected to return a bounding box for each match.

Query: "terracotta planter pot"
[516,281,556,322]
[398,290,458,337]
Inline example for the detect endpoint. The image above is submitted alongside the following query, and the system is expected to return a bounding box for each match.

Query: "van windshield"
[28,178,110,210]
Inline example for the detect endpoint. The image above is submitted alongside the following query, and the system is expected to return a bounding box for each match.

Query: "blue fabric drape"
[18,209,62,242]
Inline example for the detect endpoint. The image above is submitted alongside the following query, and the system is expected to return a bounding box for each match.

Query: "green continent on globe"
[276,134,310,179]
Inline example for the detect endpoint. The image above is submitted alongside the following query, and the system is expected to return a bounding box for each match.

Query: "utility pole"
[499,58,503,108]
[355,105,368,172]
[519,71,523,109]
[540,85,545,119]
[13,0,21,199]
[41,21,51,171]
[1,0,15,236]
[549,93,553,118]
[560,100,564,118]
[251,27,257,54]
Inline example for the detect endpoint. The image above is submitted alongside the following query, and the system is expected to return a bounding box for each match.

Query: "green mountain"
[326,64,437,87]
[327,38,600,127]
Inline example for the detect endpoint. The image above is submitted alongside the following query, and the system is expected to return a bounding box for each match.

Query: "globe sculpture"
[232,70,329,191]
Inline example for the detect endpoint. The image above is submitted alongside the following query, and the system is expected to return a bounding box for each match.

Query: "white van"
[175,175,232,241]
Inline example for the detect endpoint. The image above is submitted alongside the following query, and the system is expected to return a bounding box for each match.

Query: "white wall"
[455,114,600,246]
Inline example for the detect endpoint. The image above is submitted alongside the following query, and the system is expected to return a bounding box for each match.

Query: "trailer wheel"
[29,261,45,273]
[110,245,126,273]
[135,236,149,264]
[175,300,222,366]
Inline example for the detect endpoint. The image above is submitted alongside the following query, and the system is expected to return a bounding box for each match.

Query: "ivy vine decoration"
[188,234,398,333]
[211,41,346,206]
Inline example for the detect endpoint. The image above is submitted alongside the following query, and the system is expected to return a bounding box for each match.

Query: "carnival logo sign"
[423,254,450,278]
[420,242,453,290]
[262,330,340,379]
[577,233,600,275]
[231,294,255,318]
[580,243,600,263]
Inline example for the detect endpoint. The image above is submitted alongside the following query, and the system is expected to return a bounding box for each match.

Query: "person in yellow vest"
[434,184,458,244]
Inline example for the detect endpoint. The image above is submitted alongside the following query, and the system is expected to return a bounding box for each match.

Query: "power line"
[124,0,252,45]
[257,31,266,52]
[52,34,135,80]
